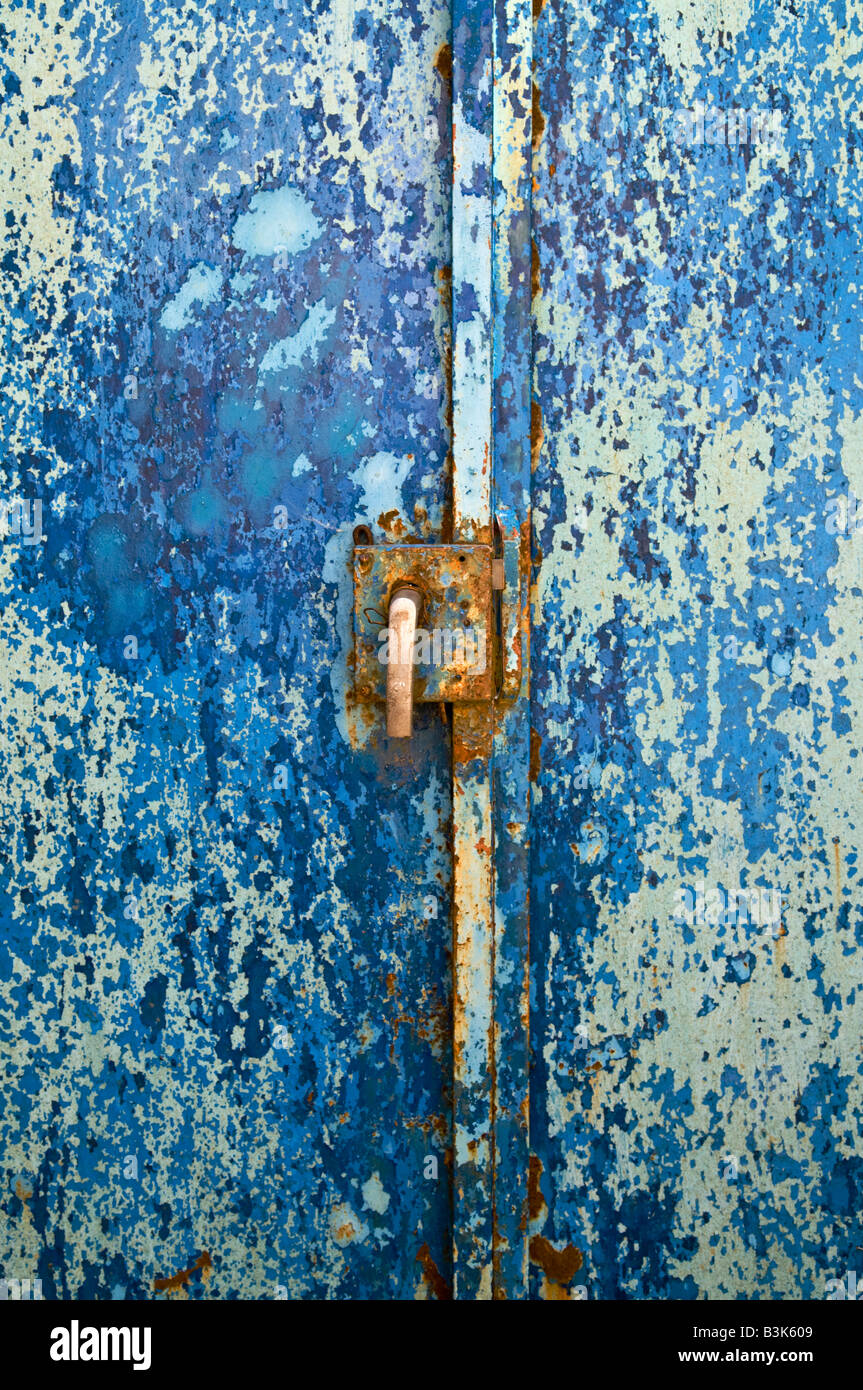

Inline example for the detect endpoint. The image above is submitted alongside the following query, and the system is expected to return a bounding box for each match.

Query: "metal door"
[1,0,861,1304]
[529,0,863,1300]
[1,0,457,1301]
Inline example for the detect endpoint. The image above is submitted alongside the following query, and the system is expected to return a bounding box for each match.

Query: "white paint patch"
[453,116,491,524]
[361,1172,391,1214]
[644,0,754,96]
[322,527,356,748]
[256,289,282,314]
[329,1201,368,1247]
[232,184,322,258]
[258,299,336,375]
[352,451,414,519]
[159,262,222,331]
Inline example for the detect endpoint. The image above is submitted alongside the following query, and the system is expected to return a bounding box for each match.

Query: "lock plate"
[353,544,494,703]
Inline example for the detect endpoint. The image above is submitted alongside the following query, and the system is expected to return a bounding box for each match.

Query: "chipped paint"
[1,0,858,1307]
[530,0,863,1300]
[1,0,454,1301]
[450,0,497,1301]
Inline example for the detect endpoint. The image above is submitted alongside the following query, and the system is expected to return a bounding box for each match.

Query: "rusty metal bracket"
[353,542,494,705]
[352,531,526,720]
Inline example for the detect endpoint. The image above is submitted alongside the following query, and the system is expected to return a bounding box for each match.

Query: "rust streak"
[529,728,542,783]
[530,398,543,475]
[416,1243,452,1300]
[153,1251,213,1293]
[529,1235,583,1286]
[434,41,452,87]
[531,82,545,153]
[527,1153,546,1226]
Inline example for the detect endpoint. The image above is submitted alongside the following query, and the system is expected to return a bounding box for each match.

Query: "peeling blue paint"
[1,0,455,1302]
[1,0,861,1307]
[529,0,863,1301]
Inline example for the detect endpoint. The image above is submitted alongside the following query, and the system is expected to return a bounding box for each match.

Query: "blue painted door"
[1,0,457,1300]
[2,0,861,1305]
[528,0,863,1300]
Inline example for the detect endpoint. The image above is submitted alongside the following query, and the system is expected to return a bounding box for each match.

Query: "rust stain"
[452,703,494,763]
[531,236,540,301]
[531,81,545,152]
[377,508,407,539]
[520,514,532,697]
[413,985,449,1059]
[416,1242,452,1300]
[526,1152,547,1227]
[532,0,547,17]
[530,397,543,475]
[434,41,452,87]
[529,1234,583,1286]
[154,1251,213,1294]
[529,727,542,782]
[404,1113,450,1149]
[413,501,430,536]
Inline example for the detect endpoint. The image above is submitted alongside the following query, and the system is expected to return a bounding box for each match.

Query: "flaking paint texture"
[530,0,863,1299]
[1,0,455,1299]
[2,0,861,1305]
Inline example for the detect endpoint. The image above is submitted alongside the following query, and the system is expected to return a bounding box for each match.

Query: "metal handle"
[386,586,421,738]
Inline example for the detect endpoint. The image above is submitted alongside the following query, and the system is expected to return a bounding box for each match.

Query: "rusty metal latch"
[352,521,525,734]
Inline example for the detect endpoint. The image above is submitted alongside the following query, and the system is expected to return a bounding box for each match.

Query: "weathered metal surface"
[490,0,533,1298]
[1,0,456,1299]
[3,0,856,1307]
[530,0,863,1299]
[353,543,494,704]
[451,0,495,1299]
[494,511,526,700]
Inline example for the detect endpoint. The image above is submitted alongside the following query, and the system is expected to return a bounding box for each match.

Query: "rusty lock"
[351,520,523,737]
